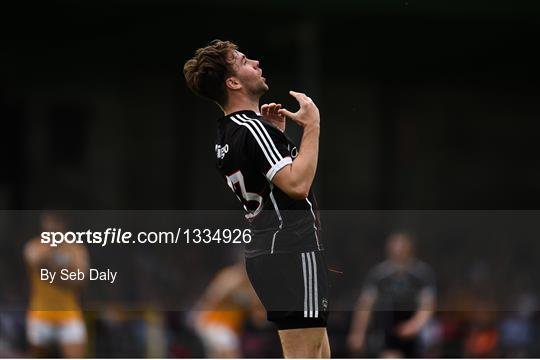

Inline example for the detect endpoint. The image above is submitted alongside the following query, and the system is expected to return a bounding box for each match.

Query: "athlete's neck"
[223,96,260,116]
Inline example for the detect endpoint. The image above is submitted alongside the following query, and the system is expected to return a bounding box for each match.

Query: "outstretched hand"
[261,102,286,132]
[277,91,320,129]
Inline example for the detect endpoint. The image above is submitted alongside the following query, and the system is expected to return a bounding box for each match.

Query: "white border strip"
[265,157,292,180]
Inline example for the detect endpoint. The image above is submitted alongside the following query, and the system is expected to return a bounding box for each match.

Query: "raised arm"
[272,91,320,199]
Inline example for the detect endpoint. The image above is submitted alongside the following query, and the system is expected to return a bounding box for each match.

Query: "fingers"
[261,103,284,118]
[265,90,315,121]
[289,90,311,104]
[289,90,305,103]
[261,103,275,117]
[261,104,269,116]
[272,104,283,119]
[278,108,295,119]
[267,103,277,115]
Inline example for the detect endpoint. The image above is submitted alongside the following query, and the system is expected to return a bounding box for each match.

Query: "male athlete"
[183,40,330,358]
[24,212,89,358]
[192,256,264,358]
[347,232,436,358]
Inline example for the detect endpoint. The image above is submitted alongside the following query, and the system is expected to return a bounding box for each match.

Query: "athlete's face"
[387,234,413,262]
[228,50,268,96]
[40,213,66,232]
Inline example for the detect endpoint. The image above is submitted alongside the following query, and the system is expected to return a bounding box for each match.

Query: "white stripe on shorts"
[311,251,319,318]
[301,252,308,318]
[302,251,319,318]
[306,252,313,318]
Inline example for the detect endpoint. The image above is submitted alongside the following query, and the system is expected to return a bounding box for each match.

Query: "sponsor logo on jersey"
[215,144,229,159]
[290,146,298,159]
[287,144,298,158]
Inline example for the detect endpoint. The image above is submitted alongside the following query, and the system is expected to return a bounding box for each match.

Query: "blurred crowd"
[1,304,539,357]
[0,213,539,358]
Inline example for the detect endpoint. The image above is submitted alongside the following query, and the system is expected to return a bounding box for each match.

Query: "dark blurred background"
[1,0,540,358]
[2,0,540,210]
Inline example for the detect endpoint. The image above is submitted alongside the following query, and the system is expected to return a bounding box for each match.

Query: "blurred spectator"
[347,231,436,358]
[0,311,27,357]
[189,255,266,358]
[24,212,89,358]
[499,292,538,357]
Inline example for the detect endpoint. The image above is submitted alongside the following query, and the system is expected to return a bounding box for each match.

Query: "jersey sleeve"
[360,268,379,300]
[243,118,292,181]
[417,263,437,303]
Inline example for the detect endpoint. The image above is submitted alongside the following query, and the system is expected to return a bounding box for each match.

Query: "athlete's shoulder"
[222,110,260,126]
[369,260,396,280]
[219,110,259,137]
[223,110,283,137]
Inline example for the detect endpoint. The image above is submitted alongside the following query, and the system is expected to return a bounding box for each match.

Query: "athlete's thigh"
[58,319,87,357]
[278,327,326,356]
[60,343,86,358]
[321,330,331,358]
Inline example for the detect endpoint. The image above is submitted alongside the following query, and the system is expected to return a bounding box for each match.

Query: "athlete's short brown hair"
[183,40,238,107]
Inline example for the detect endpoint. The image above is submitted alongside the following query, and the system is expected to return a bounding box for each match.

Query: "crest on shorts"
[321,298,328,310]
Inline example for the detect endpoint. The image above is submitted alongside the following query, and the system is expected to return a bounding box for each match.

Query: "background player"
[24,212,89,358]
[191,255,265,358]
[347,231,436,358]
[183,40,330,358]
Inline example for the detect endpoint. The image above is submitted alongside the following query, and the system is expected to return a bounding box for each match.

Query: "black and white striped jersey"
[215,110,323,258]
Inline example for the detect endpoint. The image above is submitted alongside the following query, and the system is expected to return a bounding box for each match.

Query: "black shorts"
[246,250,329,330]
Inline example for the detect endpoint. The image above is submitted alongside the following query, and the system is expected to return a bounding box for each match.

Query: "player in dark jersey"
[347,232,436,358]
[183,40,330,358]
